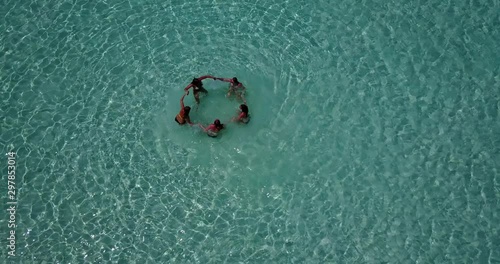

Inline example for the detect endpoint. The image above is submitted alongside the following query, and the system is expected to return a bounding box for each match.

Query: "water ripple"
[1,0,499,262]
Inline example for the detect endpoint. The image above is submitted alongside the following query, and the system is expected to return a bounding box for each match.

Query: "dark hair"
[240,104,248,114]
[214,119,224,129]
[184,106,191,114]
[191,78,202,87]
[232,77,239,84]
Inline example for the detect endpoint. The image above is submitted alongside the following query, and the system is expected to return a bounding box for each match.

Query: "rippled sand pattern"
[1,0,499,263]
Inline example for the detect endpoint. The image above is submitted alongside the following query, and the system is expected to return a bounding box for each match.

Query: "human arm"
[214,77,233,82]
[231,112,245,122]
[237,112,245,121]
[183,83,194,93]
[197,75,216,81]
[237,90,247,104]
[180,93,187,108]
[185,116,194,125]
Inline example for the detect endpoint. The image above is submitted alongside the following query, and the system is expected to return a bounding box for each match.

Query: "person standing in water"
[174,91,193,125]
[214,77,246,104]
[198,119,225,137]
[184,75,216,104]
[231,104,250,124]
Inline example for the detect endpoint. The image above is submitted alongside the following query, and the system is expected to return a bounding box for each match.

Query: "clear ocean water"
[1,0,499,263]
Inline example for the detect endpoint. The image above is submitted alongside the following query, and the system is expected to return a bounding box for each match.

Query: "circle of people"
[174,75,250,137]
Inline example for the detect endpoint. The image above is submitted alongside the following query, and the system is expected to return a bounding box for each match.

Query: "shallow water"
[1,0,499,263]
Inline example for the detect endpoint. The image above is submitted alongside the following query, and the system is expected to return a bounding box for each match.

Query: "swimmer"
[198,119,225,137]
[184,75,216,104]
[215,76,247,104]
[231,104,250,124]
[174,92,193,125]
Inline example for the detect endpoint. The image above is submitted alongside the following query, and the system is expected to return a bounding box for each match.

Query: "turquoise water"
[1,0,499,262]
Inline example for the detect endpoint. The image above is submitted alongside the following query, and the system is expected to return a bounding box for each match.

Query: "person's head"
[240,104,248,114]
[232,77,239,85]
[191,78,202,87]
[184,106,191,115]
[214,119,224,129]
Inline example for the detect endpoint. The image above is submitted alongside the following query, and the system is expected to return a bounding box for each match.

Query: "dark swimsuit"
[194,86,207,94]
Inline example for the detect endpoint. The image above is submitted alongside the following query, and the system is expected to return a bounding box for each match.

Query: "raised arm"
[215,77,233,83]
[197,75,215,81]
[183,83,194,92]
[180,93,187,108]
